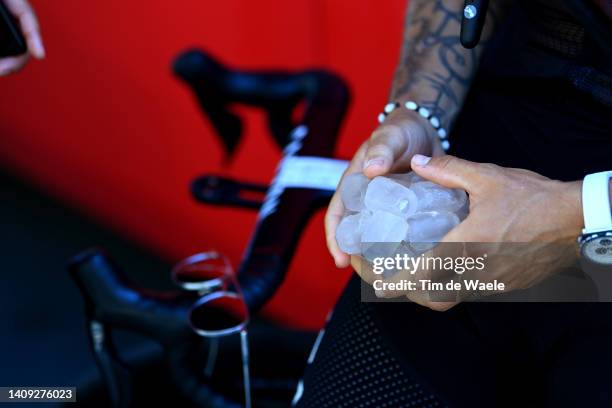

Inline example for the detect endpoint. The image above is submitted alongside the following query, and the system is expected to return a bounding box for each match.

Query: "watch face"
[582,236,612,265]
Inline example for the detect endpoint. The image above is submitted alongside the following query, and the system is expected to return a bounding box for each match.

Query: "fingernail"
[375,289,386,298]
[364,157,385,170]
[412,154,431,167]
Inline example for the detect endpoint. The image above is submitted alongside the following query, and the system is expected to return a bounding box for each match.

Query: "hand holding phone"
[0,0,26,56]
[0,0,45,76]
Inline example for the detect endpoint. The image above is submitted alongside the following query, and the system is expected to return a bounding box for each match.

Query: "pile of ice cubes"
[336,172,468,262]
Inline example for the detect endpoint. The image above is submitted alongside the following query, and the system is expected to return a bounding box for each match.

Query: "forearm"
[390,0,511,131]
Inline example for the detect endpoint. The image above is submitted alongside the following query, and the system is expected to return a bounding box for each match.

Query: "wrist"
[391,93,458,130]
[387,107,434,136]
[557,180,584,238]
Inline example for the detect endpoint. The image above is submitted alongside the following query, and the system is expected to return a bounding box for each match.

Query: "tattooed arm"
[325,0,511,267]
[390,0,510,134]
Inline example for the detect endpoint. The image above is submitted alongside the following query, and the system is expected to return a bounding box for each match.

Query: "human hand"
[0,0,45,76]
[374,154,584,310]
[325,108,444,268]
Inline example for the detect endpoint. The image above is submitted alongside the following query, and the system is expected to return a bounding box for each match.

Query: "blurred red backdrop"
[0,0,407,330]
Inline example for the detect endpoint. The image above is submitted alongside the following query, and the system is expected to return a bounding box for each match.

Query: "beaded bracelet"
[377,101,450,152]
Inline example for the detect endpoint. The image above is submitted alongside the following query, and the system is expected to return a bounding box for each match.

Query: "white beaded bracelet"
[377,101,450,152]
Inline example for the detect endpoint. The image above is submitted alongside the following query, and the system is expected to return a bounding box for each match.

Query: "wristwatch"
[579,171,612,265]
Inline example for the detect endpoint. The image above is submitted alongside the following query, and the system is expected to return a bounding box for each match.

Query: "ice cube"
[456,200,469,221]
[360,209,373,225]
[362,243,392,263]
[335,170,468,261]
[406,211,460,246]
[388,171,424,186]
[339,173,369,212]
[376,242,419,278]
[410,181,467,213]
[364,177,418,218]
[396,241,418,258]
[361,211,408,261]
[409,241,438,256]
[362,211,409,243]
[335,213,363,255]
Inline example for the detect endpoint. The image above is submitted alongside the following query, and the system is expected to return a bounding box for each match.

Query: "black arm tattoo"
[390,0,509,130]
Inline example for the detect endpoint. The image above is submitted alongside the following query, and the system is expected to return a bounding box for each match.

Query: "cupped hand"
[325,108,443,268]
[0,0,45,76]
[375,154,584,311]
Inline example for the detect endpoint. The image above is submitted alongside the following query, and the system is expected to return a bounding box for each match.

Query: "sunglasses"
[172,251,251,408]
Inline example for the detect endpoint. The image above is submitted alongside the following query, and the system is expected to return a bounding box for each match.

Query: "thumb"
[363,120,427,178]
[362,125,407,178]
[410,154,483,192]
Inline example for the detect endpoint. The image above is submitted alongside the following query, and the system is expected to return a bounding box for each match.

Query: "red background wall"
[0,0,407,330]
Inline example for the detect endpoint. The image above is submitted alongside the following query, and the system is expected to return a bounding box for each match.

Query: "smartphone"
[0,1,27,57]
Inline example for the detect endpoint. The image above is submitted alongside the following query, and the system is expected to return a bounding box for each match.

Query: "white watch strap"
[582,171,612,234]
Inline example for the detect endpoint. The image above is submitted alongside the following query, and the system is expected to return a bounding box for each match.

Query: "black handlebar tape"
[68,248,196,343]
[460,0,489,49]
[68,248,242,408]
[173,50,348,157]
